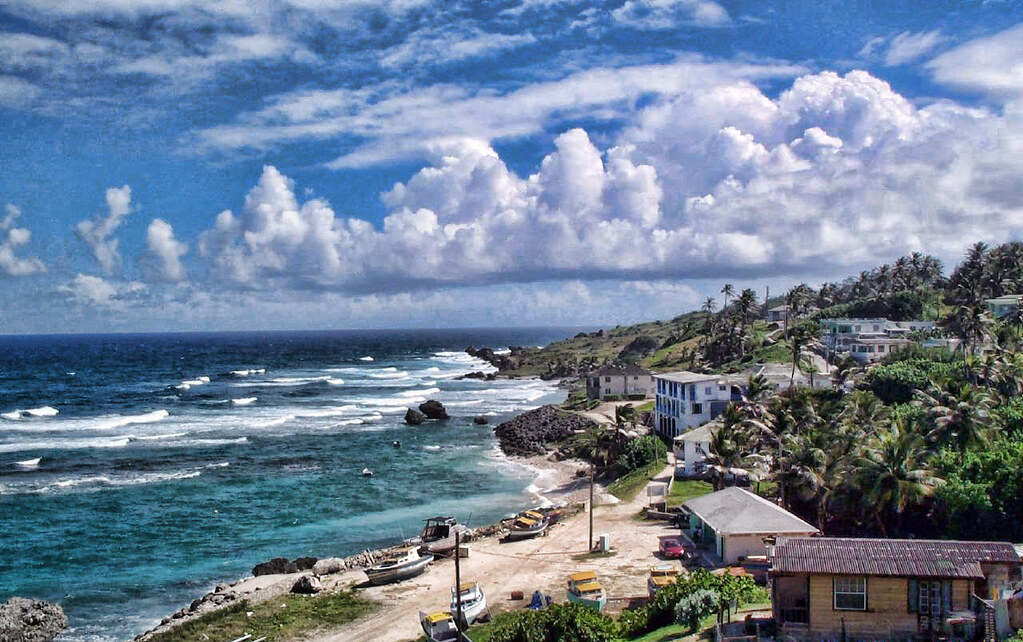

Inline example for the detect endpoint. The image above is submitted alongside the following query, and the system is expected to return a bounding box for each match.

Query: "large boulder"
[473,416,489,425]
[291,574,323,595]
[0,598,68,642]
[252,557,298,576]
[404,408,425,425]
[312,557,346,575]
[293,556,318,571]
[418,400,449,420]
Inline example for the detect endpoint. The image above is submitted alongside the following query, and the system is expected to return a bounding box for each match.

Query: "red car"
[658,535,687,560]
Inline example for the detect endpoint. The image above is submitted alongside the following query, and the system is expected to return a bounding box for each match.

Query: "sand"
[306,455,680,642]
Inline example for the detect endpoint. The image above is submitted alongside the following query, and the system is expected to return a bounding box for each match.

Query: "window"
[878,345,886,353]
[718,385,726,392]
[704,386,712,395]
[691,403,703,415]
[605,376,611,382]
[833,576,866,611]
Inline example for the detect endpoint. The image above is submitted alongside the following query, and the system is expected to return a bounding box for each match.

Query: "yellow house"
[770,537,1021,641]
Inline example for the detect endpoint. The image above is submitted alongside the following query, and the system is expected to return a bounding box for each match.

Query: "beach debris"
[291,574,322,594]
[0,597,68,642]
[404,408,425,425]
[418,400,449,420]
[473,415,489,425]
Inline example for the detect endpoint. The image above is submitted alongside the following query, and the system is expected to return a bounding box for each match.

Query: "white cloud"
[927,23,1023,98]
[74,185,132,276]
[196,69,1023,294]
[0,204,46,277]
[0,32,69,71]
[883,30,946,66]
[196,57,805,167]
[380,28,537,69]
[611,0,730,29]
[0,75,41,106]
[58,274,146,308]
[140,218,188,282]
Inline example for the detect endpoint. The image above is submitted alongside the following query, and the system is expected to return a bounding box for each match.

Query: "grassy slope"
[666,480,713,508]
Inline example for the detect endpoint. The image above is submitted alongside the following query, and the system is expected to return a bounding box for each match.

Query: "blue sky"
[1,0,1022,333]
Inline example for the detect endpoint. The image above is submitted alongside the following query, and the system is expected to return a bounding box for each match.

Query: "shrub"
[485,602,616,642]
[618,435,666,473]
[674,589,720,631]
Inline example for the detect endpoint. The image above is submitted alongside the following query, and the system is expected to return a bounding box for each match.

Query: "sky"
[1,0,1022,334]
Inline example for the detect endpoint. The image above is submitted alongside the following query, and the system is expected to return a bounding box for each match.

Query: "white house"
[819,318,888,352]
[847,335,912,363]
[672,422,715,478]
[985,294,1023,319]
[653,371,743,440]
[682,487,819,564]
[585,365,655,401]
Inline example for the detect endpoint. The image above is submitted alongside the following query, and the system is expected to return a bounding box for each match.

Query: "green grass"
[607,460,666,502]
[666,480,713,507]
[633,400,654,413]
[146,588,376,642]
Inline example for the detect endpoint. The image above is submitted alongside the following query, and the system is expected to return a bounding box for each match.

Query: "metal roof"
[655,371,730,384]
[683,487,819,536]
[587,365,653,377]
[771,537,1021,579]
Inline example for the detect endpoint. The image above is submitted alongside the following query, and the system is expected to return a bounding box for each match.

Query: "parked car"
[658,535,687,560]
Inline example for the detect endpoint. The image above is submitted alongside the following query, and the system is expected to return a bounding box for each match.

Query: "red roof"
[771,537,1020,579]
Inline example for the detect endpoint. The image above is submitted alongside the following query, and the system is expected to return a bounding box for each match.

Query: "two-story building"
[819,318,889,352]
[770,537,1022,641]
[584,365,655,401]
[672,422,715,477]
[986,294,1023,319]
[653,371,743,440]
[846,335,912,363]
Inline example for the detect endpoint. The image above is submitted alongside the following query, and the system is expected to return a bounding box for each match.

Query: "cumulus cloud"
[611,0,730,29]
[0,204,46,276]
[198,68,1023,293]
[58,274,146,308]
[927,23,1023,98]
[74,185,132,276]
[140,218,188,282]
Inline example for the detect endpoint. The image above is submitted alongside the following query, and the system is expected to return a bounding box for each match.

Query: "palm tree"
[854,420,943,536]
[720,283,734,310]
[941,302,992,360]
[915,383,993,454]
[702,297,716,314]
[704,423,752,490]
[788,322,820,391]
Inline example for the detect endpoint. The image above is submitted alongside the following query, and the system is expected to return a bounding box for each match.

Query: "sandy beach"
[306,454,676,642]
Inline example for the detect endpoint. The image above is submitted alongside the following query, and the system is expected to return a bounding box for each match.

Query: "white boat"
[566,570,607,611]
[417,516,468,555]
[362,467,373,477]
[364,547,433,585]
[450,580,488,626]
[419,611,473,642]
[505,509,549,541]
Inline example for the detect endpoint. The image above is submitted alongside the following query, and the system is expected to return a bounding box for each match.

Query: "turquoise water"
[0,329,574,640]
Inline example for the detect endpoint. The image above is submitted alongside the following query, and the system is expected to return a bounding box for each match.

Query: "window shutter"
[908,579,917,613]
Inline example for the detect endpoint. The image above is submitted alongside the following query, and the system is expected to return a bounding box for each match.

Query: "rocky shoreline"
[494,404,594,456]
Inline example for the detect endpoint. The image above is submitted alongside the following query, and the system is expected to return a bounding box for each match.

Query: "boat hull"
[365,554,434,585]
[451,592,487,626]
[566,590,607,611]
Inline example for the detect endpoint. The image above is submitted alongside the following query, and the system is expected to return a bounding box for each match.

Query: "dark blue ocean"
[0,329,577,641]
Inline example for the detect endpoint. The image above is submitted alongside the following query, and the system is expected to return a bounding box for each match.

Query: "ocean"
[0,328,578,641]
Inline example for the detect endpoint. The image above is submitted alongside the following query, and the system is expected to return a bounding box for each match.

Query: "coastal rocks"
[252,557,298,576]
[0,598,68,642]
[418,400,448,420]
[293,556,318,571]
[465,346,529,372]
[494,405,595,456]
[291,574,322,594]
[456,371,497,381]
[404,408,425,425]
[312,557,345,575]
[473,415,489,425]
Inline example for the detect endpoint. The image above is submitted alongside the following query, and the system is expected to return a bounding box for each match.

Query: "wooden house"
[770,537,1022,641]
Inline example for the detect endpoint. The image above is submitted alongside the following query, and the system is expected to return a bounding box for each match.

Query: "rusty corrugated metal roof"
[771,537,1020,579]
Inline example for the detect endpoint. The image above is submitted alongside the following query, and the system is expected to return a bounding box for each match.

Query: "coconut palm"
[720,283,734,310]
[915,383,994,454]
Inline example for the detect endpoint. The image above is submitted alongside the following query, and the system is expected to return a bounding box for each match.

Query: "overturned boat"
[364,546,433,585]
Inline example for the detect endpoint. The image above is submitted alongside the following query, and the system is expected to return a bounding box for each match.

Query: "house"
[672,422,715,478]
[653,371,744,440]
[585,365,654,401]
[985,294,1023,319]
[819,318,889,352]
[747,362,833,391]
[846,335,912,363]
[681,487,819,565]
[766,304,793,323]
[770,536,1023,641]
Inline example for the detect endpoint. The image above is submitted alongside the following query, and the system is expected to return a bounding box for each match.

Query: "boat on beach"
[451,580,488,626]
[419,611,473,642]
[504,509,549,541]
[415,516,468,556]
[364,546,433,585]
[647,563,682,597]
[566,570,607,611]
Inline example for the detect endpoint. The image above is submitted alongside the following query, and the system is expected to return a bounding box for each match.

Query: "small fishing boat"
[416,516,468,556]
[647,564,682,597]
[364,547,433,585]
[362,467,373,477]
[450,580,488,626]
[419,611,473,642]
[505,509,549,541]
[566,570,607,611]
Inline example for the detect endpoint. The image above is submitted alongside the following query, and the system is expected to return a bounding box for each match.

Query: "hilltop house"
[681,487,819,565]
[820,318,936,362]
[770,537,1022,641]
[653,371,744,440]
[585,365,654,401]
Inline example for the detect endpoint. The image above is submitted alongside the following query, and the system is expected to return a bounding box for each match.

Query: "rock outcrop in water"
[473,415,489,425]
[404,408,425,425]
[494,405,594,456]
[418,400,449,420]
[465,346,529,372]
[0,597,68,642]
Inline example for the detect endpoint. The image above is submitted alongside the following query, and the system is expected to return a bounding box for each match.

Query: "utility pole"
[454,530,463,633]
[588,463,595,552]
